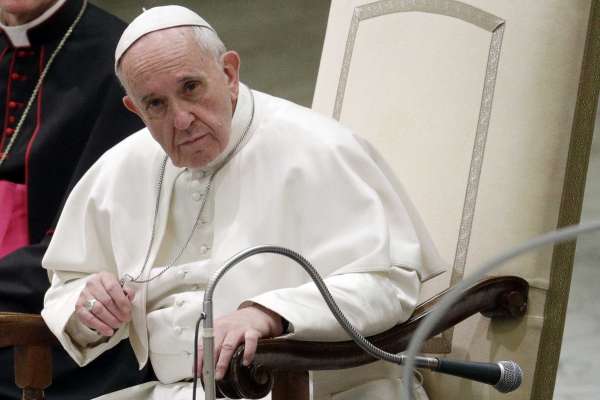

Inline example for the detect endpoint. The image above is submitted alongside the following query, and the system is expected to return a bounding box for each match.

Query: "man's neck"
[0,0,59,26]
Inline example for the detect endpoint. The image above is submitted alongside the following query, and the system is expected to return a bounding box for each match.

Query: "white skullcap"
[115,5,215,71]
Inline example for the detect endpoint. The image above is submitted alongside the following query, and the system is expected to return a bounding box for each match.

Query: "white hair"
[191,26,227,61]
[116,26,227,89]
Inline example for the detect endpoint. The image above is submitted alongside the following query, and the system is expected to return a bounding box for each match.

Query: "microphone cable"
[195,246,445,399]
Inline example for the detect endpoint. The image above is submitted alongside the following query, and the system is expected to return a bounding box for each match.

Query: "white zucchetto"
[114,5,214,71]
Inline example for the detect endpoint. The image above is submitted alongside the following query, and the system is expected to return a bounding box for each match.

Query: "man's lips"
[178,133,208,147]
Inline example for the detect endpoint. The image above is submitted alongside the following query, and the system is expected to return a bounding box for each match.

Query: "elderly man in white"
[41,5,443,400]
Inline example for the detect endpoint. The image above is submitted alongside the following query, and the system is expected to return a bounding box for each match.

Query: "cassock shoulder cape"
[42,87,445,399]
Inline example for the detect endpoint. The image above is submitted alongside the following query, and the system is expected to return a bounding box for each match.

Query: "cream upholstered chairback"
[312,1,599,399]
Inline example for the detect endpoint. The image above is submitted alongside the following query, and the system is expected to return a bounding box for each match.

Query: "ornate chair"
[1,1,598,399]
[219,0,599,399]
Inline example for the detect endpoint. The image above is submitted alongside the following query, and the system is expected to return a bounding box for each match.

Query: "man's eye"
[146,99,164,110]
[184,81,199,93]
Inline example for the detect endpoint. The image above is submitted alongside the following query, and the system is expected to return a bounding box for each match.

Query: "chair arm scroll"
[214,275,529,399]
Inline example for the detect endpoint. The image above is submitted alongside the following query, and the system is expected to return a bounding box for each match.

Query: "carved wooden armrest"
[214,275,529,399]
[0,312,57,400]
[0,276,528,400]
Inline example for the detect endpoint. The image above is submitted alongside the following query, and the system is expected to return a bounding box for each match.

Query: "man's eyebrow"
[177,75,205,84]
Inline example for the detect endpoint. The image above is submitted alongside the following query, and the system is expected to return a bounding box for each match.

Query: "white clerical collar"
[0,0,67,47]
[188,83,254,176]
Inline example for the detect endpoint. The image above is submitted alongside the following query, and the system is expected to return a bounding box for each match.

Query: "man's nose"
[173,105,194,131]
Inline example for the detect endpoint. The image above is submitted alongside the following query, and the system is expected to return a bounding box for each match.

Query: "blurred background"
[93,0,330,107]
[91,1,599,398]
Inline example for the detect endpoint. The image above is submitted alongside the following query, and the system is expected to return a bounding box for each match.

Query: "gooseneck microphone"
[386,355,522,393]
[427,358,522,393]
[197,245,523,400]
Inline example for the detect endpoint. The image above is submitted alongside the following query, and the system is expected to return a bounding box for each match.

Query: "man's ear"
[123,96,141,116]
[221,50,240,102]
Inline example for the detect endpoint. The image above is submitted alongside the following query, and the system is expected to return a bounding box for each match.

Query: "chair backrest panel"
[312,0,597,399]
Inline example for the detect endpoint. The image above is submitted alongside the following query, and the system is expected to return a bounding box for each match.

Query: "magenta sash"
[0,180,29,258]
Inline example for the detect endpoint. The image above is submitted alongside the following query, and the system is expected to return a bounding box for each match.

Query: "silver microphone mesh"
[495,360,523,393]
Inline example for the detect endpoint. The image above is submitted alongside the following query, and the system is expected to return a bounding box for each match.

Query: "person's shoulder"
[85,3,127,30]
[65,128,159,211]
[106,127,157,154]
[61,3,126,74]
[252,90,355,149]
[74,128,159,196]
[78,3,127,43]
[247,90,375,179]
[94,128,158,169]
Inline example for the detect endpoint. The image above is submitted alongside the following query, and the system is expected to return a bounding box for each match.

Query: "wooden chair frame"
[0,275,528,400]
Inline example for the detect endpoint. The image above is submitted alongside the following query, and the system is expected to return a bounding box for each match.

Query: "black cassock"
[0,0,153,398]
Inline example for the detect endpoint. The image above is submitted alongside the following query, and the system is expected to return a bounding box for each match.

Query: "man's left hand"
[196,304,284,380]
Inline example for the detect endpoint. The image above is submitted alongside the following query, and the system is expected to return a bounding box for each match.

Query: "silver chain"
[121,90,256,285]
[0,0,87,167]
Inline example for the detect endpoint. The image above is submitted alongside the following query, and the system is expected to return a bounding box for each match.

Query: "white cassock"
[41,84,443,399]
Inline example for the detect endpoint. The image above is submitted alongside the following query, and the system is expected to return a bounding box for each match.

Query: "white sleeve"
[65,314,108,347]
[41,272,129,367]
[245,267,420,341]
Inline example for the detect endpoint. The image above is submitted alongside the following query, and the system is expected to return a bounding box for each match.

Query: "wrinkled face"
[120,28,240,169]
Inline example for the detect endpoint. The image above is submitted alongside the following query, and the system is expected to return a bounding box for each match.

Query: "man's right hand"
[75,271,134,336]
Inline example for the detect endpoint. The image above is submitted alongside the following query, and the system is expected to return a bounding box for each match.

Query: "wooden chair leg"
[272,371,309,400]
[14,345,52,400]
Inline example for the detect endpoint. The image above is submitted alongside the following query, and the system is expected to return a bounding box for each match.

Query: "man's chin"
[172,154,218,169]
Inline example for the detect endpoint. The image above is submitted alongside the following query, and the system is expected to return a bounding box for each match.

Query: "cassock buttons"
[174,326,183,335]
[193,170,207,179]
[5,128,15,136]
[177,270,187,279]
[191,192,202,202]
[10,73,26,81]
[176,299,185,307]
[16,50,33,58]
[8,116,16,124]
[8,101,17,109]
[190,180,201,189]
[199,245,209,255]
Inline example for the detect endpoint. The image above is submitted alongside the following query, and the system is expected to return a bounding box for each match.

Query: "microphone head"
[495,360,523,393]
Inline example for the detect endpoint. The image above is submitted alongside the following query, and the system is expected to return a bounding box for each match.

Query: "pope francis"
[41,5,443,400]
